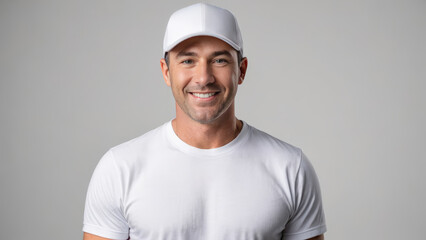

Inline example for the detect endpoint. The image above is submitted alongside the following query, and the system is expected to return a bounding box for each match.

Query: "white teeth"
[192,92,215,98]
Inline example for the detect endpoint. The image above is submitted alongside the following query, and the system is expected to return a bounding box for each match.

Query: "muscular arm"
[83,232,113,240]
[307,234,324,240]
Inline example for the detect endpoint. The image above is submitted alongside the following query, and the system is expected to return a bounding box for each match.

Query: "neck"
[172,107,243,149]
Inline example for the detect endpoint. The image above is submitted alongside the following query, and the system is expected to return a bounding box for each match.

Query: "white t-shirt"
[83,121,326,240]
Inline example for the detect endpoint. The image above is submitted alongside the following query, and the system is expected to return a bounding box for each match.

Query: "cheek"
[173,70,192,87]
[218,70,239,88]
[169,69,186,87]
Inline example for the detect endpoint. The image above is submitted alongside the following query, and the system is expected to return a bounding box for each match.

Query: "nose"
[194,61,214,85]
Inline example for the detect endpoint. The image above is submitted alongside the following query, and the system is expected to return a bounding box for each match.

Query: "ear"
[160,58,171,86]
[238,57,248,85]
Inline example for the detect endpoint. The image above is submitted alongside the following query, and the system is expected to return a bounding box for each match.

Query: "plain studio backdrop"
[1,0,425,239]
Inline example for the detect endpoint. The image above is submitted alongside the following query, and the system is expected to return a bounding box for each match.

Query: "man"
[83,3,326,240]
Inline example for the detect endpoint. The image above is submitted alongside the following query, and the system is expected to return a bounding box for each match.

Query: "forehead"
[169,36,237,57]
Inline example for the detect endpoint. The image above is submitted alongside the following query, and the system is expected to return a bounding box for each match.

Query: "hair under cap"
[163,3,243,57]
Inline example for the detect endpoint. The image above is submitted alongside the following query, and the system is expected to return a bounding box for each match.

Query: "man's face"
[161,36,247,124]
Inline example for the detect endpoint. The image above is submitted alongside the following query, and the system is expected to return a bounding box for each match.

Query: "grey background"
[1,0,425,239]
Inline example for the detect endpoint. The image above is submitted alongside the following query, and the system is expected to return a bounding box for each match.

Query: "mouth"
[190,92,219,99]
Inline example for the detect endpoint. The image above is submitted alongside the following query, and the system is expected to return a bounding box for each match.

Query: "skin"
[160,36,248,149]
[83,36,324,240]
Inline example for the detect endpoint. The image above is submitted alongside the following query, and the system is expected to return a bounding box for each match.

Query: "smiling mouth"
[190,92,218,99]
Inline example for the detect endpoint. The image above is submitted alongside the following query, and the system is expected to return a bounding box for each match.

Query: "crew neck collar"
[165,120,249,158]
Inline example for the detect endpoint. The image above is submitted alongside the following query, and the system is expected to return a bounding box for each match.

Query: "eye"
[181,59,194,64]
[214,58,229,64]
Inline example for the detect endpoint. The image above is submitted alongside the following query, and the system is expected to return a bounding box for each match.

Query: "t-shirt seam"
[105,149,127,223]
[166,120,250,158]
[83,222,129,234]
[288,148,303,220]
[282,223,327,236]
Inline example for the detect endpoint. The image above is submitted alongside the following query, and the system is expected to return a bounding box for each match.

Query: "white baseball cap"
[163,3,243,57]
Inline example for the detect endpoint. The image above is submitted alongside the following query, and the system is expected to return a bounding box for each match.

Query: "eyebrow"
[176,51,197,58]
[175,50,233,58]
[211,50,233,58]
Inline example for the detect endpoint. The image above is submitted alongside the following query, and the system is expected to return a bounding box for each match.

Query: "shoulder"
[102,122,170,167]
[114,122,167,149]
[245,122,302,161]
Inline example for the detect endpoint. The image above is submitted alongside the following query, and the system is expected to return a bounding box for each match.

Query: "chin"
[188,111,221,124]
[190,116,218,124]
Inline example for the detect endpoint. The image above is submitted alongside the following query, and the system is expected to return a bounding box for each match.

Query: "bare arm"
[307,234,324,240]
[83,232,113,240]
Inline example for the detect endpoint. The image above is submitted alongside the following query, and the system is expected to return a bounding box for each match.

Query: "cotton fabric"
[83,121,326,240]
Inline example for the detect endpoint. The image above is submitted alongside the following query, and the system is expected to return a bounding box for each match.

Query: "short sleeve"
[282,152,327,240]
[83,150,130,240]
